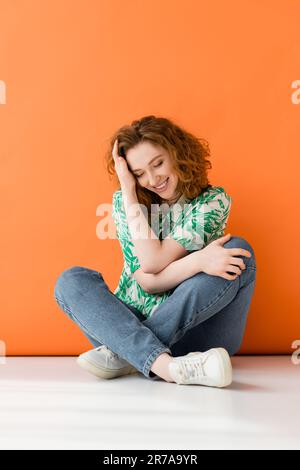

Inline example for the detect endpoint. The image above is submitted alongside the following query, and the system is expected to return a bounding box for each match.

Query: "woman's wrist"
[189,250,205,275]
[122,188,142,224]
[121,185,137,200]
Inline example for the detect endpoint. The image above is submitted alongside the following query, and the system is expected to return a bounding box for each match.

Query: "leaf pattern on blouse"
[112,186,232,318]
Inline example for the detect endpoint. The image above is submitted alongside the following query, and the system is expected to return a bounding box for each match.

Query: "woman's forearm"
[122,188,161,271]
[134,250,202,294]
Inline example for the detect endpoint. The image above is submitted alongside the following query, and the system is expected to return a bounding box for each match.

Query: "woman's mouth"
[153,177,169,192]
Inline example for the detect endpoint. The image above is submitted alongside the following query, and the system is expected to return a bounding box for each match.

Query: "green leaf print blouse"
[112,185,232,319]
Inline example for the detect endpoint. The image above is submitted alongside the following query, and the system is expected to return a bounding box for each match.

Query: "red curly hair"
[105,115,212,218]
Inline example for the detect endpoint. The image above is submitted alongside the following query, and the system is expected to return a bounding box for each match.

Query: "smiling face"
[126,141,181,204]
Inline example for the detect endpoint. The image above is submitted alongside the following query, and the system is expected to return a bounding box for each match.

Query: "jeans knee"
[54,266,91,301]
[224,236,256,268]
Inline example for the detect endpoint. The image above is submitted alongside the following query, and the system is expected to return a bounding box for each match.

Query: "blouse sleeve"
[112,190,141,274]
[168,187,232,251]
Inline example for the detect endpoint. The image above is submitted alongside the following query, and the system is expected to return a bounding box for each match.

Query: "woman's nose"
[148,175,157,186]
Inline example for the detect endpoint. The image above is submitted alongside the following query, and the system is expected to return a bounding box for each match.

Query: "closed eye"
[135,161,163,178]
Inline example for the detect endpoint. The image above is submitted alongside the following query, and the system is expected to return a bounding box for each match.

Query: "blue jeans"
[53,236,256,380]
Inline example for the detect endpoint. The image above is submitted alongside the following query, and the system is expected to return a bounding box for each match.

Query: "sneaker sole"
[76,355,139,380]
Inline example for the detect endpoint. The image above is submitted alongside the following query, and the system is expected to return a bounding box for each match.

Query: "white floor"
[0,356,299,450]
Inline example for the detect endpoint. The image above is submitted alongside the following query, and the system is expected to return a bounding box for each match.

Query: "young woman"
[54,115,256,387]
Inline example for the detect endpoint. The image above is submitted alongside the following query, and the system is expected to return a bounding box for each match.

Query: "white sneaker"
[168,348,233,387]
[76,345,138,380]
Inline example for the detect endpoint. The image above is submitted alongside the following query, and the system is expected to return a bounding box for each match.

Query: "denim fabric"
[54,236,256,380]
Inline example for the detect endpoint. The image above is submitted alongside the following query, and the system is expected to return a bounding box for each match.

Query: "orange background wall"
[1,0,299,355]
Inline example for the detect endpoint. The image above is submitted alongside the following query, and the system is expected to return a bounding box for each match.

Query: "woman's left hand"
[112,139,136,193]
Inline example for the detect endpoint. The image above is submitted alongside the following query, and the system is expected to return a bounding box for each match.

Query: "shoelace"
[178,354,208,381]
[95,345,119,366]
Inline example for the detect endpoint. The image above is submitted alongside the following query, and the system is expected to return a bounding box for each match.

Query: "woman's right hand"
[196,233,252,280]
